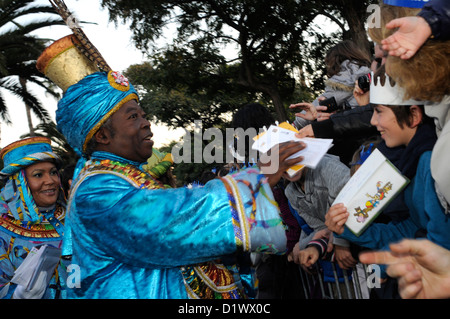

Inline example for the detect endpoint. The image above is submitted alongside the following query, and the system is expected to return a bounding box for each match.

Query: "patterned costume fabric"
[64,151,286,299]
[37,33,288,298]
[0,137,67,299]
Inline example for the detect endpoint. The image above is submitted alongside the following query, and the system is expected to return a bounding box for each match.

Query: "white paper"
[252,125,333,171]
[332,149,410,236]
[11,245,61,292]
[11,247,40,287]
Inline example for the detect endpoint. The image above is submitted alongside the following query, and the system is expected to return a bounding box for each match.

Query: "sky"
[0,0,185,148]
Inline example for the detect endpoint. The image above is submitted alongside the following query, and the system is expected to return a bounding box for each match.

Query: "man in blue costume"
[36,30,305,298]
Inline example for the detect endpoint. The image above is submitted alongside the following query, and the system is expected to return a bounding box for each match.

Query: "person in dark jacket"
[294,105,379,167]
[290,40,373,166]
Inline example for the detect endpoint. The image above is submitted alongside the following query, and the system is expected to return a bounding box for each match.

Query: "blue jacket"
[337,151,450,251]
[419,0,450,40]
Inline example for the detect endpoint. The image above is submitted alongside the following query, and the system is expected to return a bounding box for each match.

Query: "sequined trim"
[0,206,65,239]
[181,262,246,299]
[220,175,251,252]
[73,159,165,191]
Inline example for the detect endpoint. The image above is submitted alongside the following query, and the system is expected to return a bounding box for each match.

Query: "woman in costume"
[0,137,67,299]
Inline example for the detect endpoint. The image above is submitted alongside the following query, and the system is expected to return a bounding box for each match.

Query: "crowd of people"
[0,0,448,300]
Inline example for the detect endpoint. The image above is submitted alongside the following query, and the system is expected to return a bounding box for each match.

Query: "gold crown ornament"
[36,0,112,91]
[36,34,100,92]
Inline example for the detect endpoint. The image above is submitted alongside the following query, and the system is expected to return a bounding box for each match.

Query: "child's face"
[370,105,416,148]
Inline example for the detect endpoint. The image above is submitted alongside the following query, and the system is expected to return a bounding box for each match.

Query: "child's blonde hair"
[368,2,450,102]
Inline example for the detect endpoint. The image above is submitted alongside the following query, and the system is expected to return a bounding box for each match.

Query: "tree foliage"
[0,0,64,124]
[101,0,375,184]
[102,0,374,127]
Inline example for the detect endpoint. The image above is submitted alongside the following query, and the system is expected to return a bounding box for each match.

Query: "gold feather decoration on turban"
[49,0,111,72]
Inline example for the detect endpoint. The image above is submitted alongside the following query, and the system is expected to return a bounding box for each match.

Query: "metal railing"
[298,262,371,299]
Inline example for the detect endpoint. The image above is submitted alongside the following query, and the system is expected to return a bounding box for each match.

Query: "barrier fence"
[297,262,372,299]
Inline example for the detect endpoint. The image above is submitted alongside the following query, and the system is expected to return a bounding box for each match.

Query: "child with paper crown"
[369,0,450,213]
[325,67,450,296]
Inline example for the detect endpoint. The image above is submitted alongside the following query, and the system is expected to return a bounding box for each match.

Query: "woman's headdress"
[0,137,61,178]
[0,137,63,224]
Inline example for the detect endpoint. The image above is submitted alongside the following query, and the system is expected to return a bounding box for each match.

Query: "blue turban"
[56,70,139,156]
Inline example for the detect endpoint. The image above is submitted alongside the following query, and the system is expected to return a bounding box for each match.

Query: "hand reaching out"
[289,100,331,122]
[359,239,450,299]
[289,102,318,121]
[382,16,432,60]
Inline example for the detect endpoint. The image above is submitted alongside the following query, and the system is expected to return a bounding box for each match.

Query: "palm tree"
[0,0,64,131]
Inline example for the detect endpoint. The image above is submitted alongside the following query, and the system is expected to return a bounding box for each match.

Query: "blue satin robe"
[65,152,286,299]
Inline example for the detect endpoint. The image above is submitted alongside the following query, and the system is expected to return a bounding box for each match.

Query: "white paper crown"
[370,72,422,105]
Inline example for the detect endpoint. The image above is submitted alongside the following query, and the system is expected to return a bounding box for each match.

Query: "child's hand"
[289,102,318,121]
[335,245,357,270]
[382,16,431,60]
[299,246,320,270]
[296,124,315,138]
[325,203,349,235]
[287,242,301,264]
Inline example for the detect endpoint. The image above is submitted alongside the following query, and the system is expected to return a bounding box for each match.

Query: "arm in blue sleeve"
[336,217,418,251]
[73,168,286,268]
[415,153,450,250]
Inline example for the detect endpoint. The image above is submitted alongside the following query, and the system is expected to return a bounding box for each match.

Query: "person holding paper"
[368,0,450,215]
[325,69,450,271]
[0,137,67,299]
[230,102,304,299]
[284,154,353,267]
[35,25,306,298]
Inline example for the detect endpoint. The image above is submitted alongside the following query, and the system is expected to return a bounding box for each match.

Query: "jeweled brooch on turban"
[108,71,130,92]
